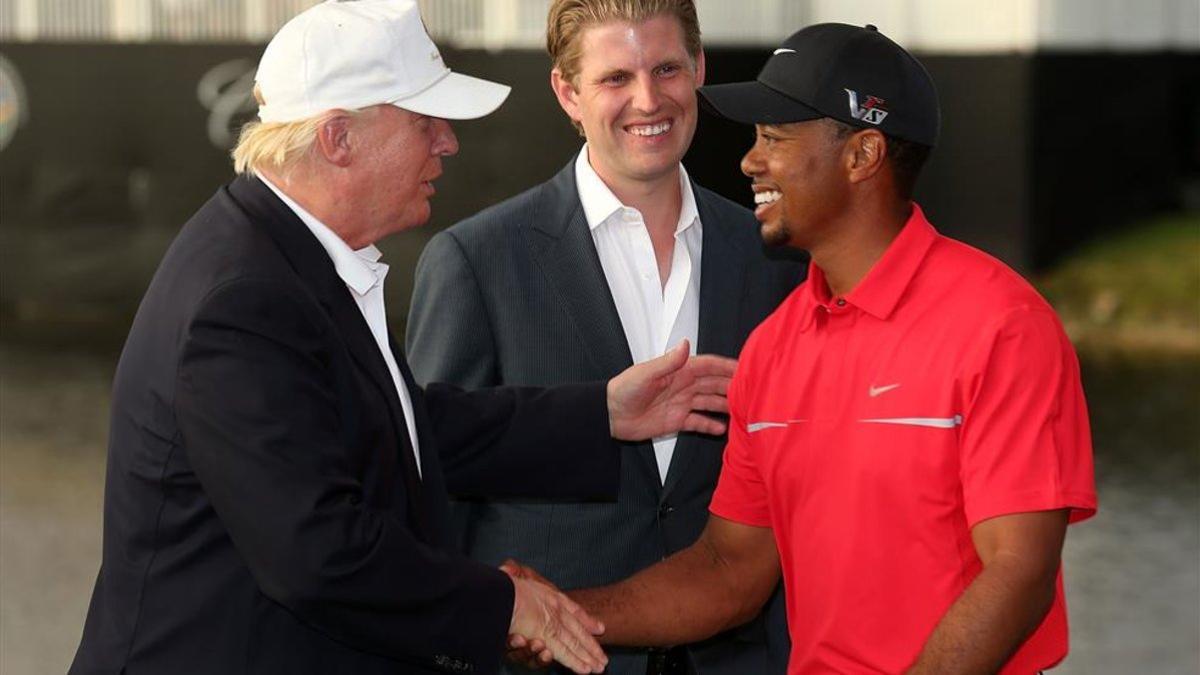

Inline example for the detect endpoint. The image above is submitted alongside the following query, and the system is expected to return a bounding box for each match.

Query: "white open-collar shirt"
[260,176,422,478]
[575,145,702,483]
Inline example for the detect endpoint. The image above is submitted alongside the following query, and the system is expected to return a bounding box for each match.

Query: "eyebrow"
[595,67,630,81]
[593,58,689,81]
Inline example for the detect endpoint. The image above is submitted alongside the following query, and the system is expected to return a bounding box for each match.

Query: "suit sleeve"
[177,277,513,672]
[421,380,619,499]
[406,229,621,501]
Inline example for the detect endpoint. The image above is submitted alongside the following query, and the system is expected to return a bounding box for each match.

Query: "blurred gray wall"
[0,44,1197,338]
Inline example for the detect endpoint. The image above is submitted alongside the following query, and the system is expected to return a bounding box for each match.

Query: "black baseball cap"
[698,23,940,147]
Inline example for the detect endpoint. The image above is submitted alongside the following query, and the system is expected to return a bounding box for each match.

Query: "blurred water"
[1057,357,1200,673]
[0,343,1197,674]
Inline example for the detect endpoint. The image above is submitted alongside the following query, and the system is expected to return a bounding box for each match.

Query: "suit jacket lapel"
[389,335,443,545]
[227,176,429,535]
[522,159,633,376]
[521,158,664,489]
[662,183,748,498]
[693,185,747,360]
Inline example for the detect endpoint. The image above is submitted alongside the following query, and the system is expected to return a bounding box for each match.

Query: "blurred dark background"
[1,44,1197,338]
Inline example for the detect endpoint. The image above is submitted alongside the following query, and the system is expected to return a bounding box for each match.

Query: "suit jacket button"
[658,503,675,518]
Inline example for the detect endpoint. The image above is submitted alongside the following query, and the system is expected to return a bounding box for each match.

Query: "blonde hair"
[547,0,701,135]
[231,85,357,175]
[546,0,702,87]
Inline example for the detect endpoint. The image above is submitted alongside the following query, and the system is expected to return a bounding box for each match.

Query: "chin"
[630,156,681,181]
[395,208,432,234]
[760,221,791,248]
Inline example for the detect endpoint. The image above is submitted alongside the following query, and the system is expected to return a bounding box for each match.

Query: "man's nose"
[432,118,459,157]
[631,75,662,114]
[741,145,762,177]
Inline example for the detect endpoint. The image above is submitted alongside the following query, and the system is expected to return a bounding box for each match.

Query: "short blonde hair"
[231,85,356,175]
[546,0,702,86]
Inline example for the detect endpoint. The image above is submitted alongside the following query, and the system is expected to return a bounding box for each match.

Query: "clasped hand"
[503,559,606,673]
[498,342,735,673]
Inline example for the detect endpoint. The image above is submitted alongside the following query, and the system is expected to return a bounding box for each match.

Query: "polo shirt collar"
[799,203,938,331]
[574,144,699,236]
[259,174,384,296]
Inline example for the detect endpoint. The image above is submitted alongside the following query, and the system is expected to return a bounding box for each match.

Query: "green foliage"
[1036,214,1200,354]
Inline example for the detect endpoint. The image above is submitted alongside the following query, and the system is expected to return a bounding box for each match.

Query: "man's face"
[741,120,849,248]
[353,105,458,243]
[552,14,704,187]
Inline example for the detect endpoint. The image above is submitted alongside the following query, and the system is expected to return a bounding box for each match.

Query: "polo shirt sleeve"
[959,306,1097,529]
[709,362,772,527]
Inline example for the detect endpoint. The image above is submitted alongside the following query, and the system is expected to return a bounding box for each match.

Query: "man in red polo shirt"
[509,23,1097,674]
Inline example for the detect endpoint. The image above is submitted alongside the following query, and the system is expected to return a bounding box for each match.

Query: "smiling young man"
[555,23,1099,674]
[406,1,801,674]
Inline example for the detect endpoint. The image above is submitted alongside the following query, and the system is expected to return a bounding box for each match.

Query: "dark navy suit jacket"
[71,176,620,675]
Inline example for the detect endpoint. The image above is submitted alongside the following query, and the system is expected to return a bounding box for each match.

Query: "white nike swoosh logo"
[868,383,901,397]
[747,419,806,433]
[773,48,797,55]
[859,415,963,429]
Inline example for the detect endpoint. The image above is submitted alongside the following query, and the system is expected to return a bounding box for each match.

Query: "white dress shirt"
[575,146,702,483]
[260,176,422,478]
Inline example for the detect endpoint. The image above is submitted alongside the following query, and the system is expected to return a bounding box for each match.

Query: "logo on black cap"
[844,89,888,125]
[696,23,939,147]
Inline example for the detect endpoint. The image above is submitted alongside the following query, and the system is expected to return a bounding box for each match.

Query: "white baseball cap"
[255,0,511,123]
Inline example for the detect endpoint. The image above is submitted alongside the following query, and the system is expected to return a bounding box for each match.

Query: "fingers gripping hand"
[501,560,559,669]
[506,633,553,669]
[510,577,607,674]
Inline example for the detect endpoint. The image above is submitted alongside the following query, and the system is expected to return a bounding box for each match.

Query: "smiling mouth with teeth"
[754,190,782,205]
[628,121,672,137]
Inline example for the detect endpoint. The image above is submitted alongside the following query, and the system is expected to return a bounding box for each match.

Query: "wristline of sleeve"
[708,500,771,528]
[965,487,1097,529]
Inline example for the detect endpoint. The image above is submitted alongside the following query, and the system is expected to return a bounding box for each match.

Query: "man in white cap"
[68,2,737,674]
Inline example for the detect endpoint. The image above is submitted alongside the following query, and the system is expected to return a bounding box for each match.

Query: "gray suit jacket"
[406,157,805,675]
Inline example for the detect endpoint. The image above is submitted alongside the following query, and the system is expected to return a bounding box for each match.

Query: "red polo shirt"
[710,204,1096,674]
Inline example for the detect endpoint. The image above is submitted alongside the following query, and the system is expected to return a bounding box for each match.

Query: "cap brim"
[698,81,824,125]
[391,71,511,120]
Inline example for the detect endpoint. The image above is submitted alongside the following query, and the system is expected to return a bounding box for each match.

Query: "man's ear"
[313,112,354,168]
[693,49,706,88]
[847,128,887,185]
[550,68,583,125]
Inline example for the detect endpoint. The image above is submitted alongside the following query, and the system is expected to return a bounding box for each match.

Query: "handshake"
[497,342,739,673]
[501,559,609,674]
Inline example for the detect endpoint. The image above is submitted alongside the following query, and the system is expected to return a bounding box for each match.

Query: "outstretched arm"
[569,514,781,646]
[428,340,735,499]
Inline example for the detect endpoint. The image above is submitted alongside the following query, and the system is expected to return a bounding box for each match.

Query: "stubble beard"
[760,219,791,247]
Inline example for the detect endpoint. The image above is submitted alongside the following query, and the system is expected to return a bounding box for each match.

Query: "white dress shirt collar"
[258,175,384,295]
[574,144,700,236]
